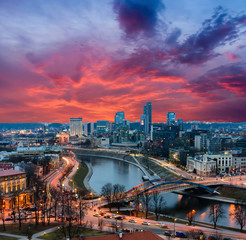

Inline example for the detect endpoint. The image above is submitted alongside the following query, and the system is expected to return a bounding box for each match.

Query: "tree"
[49,187,60,221]
[0,191,6,231]
[186,209,196,226]
[133,189,141,217]
[141,189,151,219]
[113,184,126,212]
[231,200,246,232]
[77,189,88,226]
[152,191,165,220]
[209,202,224,229]
[101,183,113,211]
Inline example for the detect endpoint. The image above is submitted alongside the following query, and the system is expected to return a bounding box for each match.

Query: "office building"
[167,112,176,125]
[143,102,152,133]
[70,118,83,136]
[177,119,183,130]
[140,114,148,134]
[96,121,109,133]
[115,111,125,125]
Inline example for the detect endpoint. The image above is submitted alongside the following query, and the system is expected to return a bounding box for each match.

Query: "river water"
[80,156,238,229]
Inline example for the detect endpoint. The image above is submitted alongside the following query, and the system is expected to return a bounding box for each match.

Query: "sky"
[0,0,246,123]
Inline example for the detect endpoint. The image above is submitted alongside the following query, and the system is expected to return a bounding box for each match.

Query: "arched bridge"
[126,179,220,198]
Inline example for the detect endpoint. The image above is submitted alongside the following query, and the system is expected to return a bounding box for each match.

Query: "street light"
[173,218,177,238]
[130,202,132,217]
[99,197,101,210]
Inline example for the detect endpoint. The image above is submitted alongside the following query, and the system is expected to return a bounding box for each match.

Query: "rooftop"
[0,169,25,177]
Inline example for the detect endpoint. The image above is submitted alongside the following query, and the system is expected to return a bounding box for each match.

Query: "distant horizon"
[0,120,245,125]
[0,0,246,123]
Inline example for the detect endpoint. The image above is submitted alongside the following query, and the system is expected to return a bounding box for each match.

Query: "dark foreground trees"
[152,191,165,220]
[101,183,113,211]
[209,202,224,229]
[231,200,246,232]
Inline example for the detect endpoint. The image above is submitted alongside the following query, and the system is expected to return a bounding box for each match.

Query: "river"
[79,155,239,229]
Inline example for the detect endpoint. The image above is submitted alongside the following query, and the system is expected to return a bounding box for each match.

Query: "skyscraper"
[115,111,125,125]
[143,102,152,133]
[70,118,83,136]
[167,112,176,125]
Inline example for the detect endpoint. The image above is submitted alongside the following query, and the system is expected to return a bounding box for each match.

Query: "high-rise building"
[143,102,152,133]
[96,121,109,133]
[140,114,148,133]
[167,112,176,125]
[177,119,183,130]
[70,118,83,136]
[115,111,125,125]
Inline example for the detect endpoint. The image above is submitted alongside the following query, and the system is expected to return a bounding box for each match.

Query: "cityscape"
[0,1,246,240]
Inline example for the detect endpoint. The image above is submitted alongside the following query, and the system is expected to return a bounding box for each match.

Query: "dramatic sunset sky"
[0,0,246,123]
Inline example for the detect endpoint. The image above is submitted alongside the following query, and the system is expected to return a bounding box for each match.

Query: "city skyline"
[0,0,246,123]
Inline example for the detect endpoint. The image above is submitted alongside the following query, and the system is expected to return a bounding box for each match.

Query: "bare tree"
[186,209,196,226]
[101,183,113,211]
[49,187,60,221]
[60,190,77,240]
[133,189,141,217]
[152,191,165,221]
[0,201,6,231]
[209,202,224,229]
[113,184,126,212]
[231,200,246,232]
[141,189,151,219]
[77,189,88,225]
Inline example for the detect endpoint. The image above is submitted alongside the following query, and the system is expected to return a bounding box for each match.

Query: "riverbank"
[83,161,98,196]
[68,161,90,194]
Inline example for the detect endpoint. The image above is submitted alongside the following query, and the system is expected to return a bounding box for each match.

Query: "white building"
[187,153,233,175]
[187,155,216,176]
[70,118,83,136]
[232,155,246,171]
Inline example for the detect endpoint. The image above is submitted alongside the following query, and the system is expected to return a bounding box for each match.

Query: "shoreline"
[83,161,98,196]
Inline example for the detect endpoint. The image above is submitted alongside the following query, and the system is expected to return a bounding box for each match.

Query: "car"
[115,216,123,220]
[208,236,218,240]
[175,231,187,238]
[109,223,120,228]
[223,238,232,240]
[111,214,117,218]
[164,231,171,236]
[5,217,13,221]
[128,219,137,223]
[104,215,112,219]
[100,212,106,216]
[142,221,150,225]
[93,213,101,217]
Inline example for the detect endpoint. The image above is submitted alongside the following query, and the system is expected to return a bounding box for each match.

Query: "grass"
[39,228,111,240]
[0,236,18,240]
[217,186,246,200]
[69,162,89,193]
[136,156,181,180]
[0,223,59,236]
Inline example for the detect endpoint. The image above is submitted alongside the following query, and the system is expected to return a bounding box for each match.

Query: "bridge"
[126,179,220,198]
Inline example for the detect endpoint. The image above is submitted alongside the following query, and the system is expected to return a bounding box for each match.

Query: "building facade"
[0,170,33,210]
[167,112,176,126]
[115,111,125,125]
[70,117,83,136]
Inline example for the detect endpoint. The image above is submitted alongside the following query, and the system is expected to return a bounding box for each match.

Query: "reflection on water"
[80,156,144,193]
[79,156,238,228]
[162,192,238,228]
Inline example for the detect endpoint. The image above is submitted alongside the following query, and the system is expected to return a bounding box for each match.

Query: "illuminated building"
[0,170,33,210]
[70,117,83,136]
[115,111,125,125]
[167,112,176,125]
